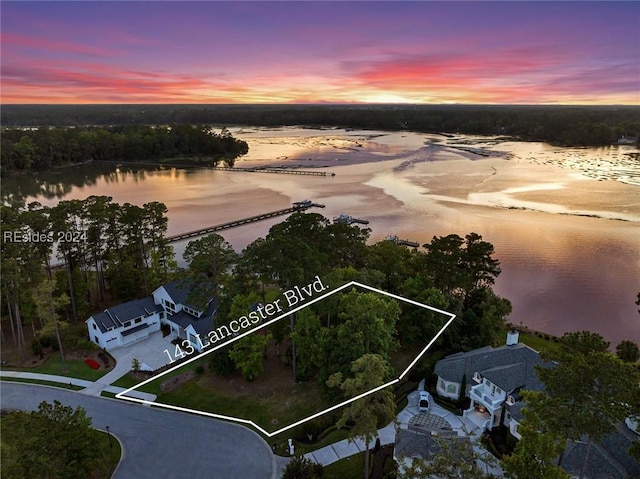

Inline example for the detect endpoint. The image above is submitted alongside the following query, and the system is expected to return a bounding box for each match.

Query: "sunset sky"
[2,1,639,105]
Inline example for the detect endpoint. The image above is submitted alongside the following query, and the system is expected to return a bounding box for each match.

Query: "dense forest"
[1,197,510,393]
[5,196,638,479]
[1,197,176,360]
[0,124,248,176]
[2,104,639,147]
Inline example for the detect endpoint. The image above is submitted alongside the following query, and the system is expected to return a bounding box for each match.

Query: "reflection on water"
[1,163,178,204]
[2,127,639,345]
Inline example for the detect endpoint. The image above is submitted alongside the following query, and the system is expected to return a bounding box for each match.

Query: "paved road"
[2,383,275,479]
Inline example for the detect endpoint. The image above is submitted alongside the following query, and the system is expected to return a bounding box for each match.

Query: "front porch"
[464,407,491,430]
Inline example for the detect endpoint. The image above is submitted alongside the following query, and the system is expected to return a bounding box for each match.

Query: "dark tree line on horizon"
[2,103,639,148]
[0,124,248,176]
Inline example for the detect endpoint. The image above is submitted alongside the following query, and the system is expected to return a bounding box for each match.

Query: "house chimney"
[506,329,519,346]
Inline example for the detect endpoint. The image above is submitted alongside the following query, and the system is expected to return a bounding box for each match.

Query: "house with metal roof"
[433,330,554,439]
[86,280,217,353]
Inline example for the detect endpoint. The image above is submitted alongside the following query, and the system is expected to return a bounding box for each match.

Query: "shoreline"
[3,128,639,345]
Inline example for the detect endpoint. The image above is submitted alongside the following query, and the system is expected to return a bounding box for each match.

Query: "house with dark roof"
[433,330,554,438]
[562,422,640,479]
[86,280,217,353]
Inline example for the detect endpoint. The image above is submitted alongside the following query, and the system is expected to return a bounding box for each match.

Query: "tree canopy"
[327,353,396,479]
[1,400,101,479]
[524,332,640,479]
[1,124,248,176]
[282,456,324,479]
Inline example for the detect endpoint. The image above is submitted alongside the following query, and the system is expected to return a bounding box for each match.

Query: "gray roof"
[89,296,162,333]
[162,280,192,305]
[562,423,640,478]
[167,299,217,337]
[506,399,525,422]
[162,279,216,312]
[434,343,554,395]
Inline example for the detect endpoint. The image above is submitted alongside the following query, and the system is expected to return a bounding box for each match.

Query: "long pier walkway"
[165,201,325,243]
[212,166,334,176]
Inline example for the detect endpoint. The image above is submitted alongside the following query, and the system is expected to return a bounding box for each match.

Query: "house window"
[495,387,502,395]
[438,378,444,389]
[164,299,176,312]
[135,318,142,324]
[123,321,131,328]
[473,372,482,383]
[446,383,457,395]
[92,323,97,330]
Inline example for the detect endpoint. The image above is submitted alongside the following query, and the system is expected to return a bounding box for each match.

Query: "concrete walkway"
[302,421,396,467]
[0,370,156,401]
[78,353,136,397]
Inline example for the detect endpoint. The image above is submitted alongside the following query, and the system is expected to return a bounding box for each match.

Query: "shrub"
[84,358,100,370]
[31,340,44,358]
[38,334,58,350]
[71,338,97,351]
[131,357,141,373]
[282,456,323,479]
[209,347,236,375]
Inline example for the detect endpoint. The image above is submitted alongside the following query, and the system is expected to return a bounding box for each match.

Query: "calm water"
[3,127,639,346]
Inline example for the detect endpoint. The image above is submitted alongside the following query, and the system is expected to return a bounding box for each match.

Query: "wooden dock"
[386,235,420,248]
[165,201,325,243]
[333,214,369,225]
[212,166,335,177]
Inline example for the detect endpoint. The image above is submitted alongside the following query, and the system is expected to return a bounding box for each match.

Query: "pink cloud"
[1,32,117,57]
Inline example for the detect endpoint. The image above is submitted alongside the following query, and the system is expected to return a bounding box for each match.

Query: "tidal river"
[4,127,639,346]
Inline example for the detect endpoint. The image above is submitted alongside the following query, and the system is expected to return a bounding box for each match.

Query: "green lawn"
[112,355,210,394]
[518,332,558,353]
[156,376,328,432]
[0,377,84,390]
[3,355,109,382]
[91,428,122,479]
[324,452,365,479]
[271,427,350,456]
[111,372,143,390]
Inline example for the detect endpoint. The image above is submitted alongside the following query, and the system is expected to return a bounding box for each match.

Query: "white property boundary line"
[116,281,456,437]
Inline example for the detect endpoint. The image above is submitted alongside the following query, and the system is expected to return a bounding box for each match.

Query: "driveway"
[2,382,275,479]
[397,385,479,436]
[79,331,174,396]
[110,330,175,371]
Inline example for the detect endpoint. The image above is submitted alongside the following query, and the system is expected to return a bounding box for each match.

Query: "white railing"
[470,387,503,410]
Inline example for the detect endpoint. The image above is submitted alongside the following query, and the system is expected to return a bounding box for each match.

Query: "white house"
[86,280,217,353]
[433,330,554,439]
